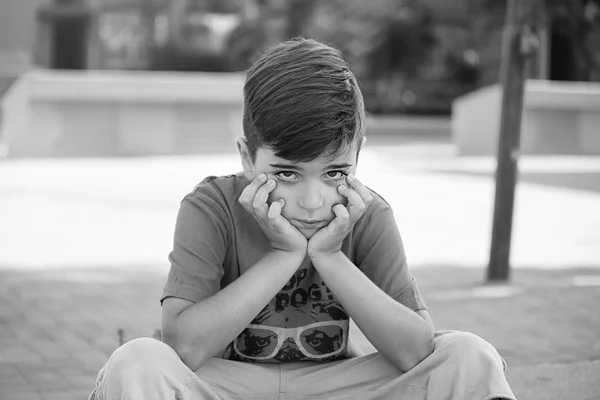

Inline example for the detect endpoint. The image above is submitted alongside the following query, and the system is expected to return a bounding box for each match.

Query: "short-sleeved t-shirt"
[161,172,426,363]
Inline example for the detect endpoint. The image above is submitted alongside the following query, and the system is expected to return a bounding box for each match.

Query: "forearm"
[312,252,434,372]
[171,251,304,370]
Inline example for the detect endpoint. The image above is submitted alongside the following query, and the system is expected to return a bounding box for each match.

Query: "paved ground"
[1,139,599,399]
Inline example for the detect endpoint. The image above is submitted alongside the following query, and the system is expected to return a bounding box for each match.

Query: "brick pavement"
[1,265,599,399]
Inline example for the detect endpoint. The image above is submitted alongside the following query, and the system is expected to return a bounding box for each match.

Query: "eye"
[325,171,346,180]
[274,171,299,183]
[308,338,323,347]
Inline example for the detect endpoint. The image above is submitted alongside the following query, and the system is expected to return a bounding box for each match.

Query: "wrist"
[309,250,346,267]
[269,249,307,265]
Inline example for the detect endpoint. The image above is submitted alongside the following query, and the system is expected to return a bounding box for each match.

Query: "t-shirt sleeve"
[353,204,427,312]
[160,182,230,304]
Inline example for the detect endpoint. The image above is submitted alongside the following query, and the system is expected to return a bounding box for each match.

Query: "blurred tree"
[225,0,318,71]
[285,0,318,38]
[225,21,268,71]
[187,0,240,14]
[150,41,230,71]
[544,0,600,81]
[477,0,600,82]
[223,0,268,71]
[366,2,436,113]
[444,49,481,87]
[304,0,436,113]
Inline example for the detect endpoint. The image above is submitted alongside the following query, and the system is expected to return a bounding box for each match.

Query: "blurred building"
[0,0,46,97]
[1,0,600,114]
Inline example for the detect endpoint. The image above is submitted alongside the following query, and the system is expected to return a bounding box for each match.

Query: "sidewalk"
[1,266,598,399]
[1,141,599,399]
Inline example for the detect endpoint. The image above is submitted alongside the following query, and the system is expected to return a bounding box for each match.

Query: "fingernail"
[347,173,355,180]
[258,173,266,181]
[338,184,346,190]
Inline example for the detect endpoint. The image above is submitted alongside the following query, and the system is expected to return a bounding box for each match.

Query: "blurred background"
[1,1,600,399]
[3,0,600,117]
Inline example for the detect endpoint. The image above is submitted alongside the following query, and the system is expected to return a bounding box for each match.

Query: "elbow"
[178,345,209,372]
[162,328,210,372]
[399,327,435,372]
[419,328,435,361]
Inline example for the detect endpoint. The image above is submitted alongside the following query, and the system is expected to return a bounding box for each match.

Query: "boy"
[89,38,515,400]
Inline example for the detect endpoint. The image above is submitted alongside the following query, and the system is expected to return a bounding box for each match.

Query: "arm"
[308,173,433,372]
[311,252,434,372]
[162,250,304,371]
[162,175,307,371]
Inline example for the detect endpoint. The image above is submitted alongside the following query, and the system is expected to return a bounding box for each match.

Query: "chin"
[301,230,317,239]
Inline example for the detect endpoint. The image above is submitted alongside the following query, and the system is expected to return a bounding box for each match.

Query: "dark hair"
[242,38,366,163]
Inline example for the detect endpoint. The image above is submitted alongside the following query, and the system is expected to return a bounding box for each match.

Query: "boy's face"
[240,141,360,239]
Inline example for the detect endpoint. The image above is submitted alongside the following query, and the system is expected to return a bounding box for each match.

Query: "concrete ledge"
[1,69,453,157]
[366,115,450,137]
[27,70,246,104]
[1,70,246,157]
[452,80,600,155]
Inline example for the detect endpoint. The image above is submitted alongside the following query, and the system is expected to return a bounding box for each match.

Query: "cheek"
[323,186,347,207]
[267,185,290,206]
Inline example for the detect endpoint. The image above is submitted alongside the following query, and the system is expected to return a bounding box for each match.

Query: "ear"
[236,137,255,181]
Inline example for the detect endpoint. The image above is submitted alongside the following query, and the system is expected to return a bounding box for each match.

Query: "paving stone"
[1,392,43,400]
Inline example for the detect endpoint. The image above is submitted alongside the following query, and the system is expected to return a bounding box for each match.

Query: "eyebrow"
[326,163,353,170]
[269,162,353,171]
[269,163,302,170]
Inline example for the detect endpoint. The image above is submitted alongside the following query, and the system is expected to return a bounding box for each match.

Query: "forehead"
[256,143,359,168]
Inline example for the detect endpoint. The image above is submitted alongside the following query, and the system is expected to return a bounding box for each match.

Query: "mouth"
[294,219,327,229]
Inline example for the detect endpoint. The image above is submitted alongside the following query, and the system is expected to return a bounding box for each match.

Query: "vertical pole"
[487,0,528,281]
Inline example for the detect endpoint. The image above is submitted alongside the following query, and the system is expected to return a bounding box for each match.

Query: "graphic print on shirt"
[222,266,349,362]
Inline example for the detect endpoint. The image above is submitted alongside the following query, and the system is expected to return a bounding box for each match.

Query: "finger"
[337,184,363,208]
[253,179,276,212]
[346,173,373,205]
[332,203,350,220]
[267,198,285,222]
[239,173,268,210]
[327,203,350,232]
[337,184,366,221]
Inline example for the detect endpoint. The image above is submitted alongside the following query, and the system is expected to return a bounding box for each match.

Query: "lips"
[294,219,327,229]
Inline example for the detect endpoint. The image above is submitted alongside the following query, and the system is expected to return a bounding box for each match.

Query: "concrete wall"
[452,80,600,155]
[1,70,246,157]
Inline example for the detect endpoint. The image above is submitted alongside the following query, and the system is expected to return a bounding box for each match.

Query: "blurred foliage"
[301,0,439,114]
[187,0,240,14]
[149,0,519,114]
[225,21,268,72]
[478,0,600,81]
[286,0,318,38]
[150,41,230,72]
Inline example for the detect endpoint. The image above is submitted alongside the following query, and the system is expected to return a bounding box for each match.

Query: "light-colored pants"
[88,331,516,400]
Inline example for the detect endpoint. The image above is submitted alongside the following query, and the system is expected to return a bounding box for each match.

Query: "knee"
[436,332,504,369]
[106,337,179,378]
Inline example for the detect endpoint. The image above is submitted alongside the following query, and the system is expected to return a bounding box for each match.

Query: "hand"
[239,174,307,257]
[308,173,373,259]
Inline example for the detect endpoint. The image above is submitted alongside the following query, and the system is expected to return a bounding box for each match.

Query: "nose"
[298,185,324,210]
